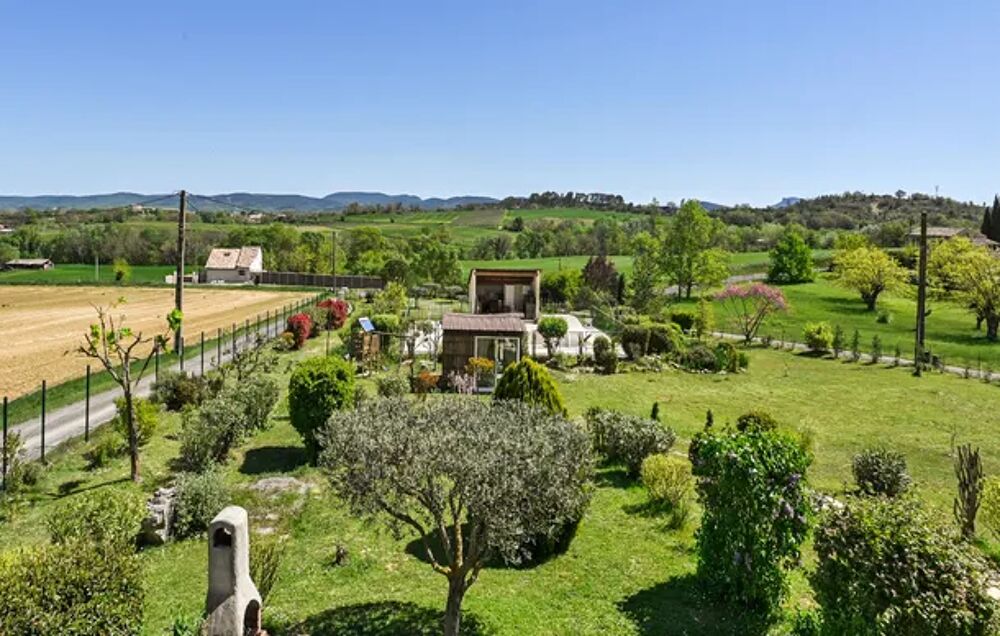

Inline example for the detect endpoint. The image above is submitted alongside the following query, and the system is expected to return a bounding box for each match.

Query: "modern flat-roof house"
[203,247,263,284]
[4,258,53,270]
[467,268,541,321]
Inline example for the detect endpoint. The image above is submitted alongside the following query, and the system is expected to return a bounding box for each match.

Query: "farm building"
[4,258,53,270]
[441,313,524,389]
[906,227,999,250]
[467,268,541,321]
[202,246,263,284]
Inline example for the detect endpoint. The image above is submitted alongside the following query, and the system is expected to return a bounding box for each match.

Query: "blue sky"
[1,1,999,206]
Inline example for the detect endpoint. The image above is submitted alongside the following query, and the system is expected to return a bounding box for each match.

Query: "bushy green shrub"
[714,341,746,372]
[670,310,697,333]
[178,395,245,472]
[376,373,410,398]
[593,335,617,374]
[876,309,892,324]
[46,489,145,549]
[812,495,996,635]
[736,410,779,432]
[0,540,144,635]
[852,447,910,497]
[689,426,811,615]
[288,356,356,462]
[112,397,159,448]
[682,343,719,371]
[980,476,1000,540]
[540,269,583,305]
[1,431,42,493]
[173,470,230,539]
[620,324,650,360]
[803,322,834,353]
[647,322,684,356]
[641,453,692,527]
[152,371,208,411]
[83,434,127,470]
[493,358,567,416]
[230,376,280,433]
[586,408,676,477]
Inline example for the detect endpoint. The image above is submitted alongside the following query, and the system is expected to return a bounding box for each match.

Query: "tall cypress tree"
[992,196,1000,241]
[982,206,993,240]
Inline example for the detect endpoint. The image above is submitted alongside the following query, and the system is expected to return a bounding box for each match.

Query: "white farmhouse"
[203,246,263,284]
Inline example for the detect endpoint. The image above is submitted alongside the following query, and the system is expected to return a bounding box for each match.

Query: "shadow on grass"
[404,521,578,570]
[293,601,490,636]
[619,574,773,636]
[240,445,308,475]
[594,467,634,489]
[47,476,129,500]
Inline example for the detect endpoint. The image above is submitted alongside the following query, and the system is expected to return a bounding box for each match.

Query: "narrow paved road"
[11,326,271,461]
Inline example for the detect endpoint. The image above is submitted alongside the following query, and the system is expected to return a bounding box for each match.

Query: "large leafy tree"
[629,232,662,313]
[320,398,592,636]
[833,246,907,310]
[949,244,1000,340]
[661,200,730,298]
[767,229,814,284]
[928,236,976,292]
[411,230,462,286]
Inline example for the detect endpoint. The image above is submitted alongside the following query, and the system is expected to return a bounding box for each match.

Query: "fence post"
[266,310,271,338]
[84,365,91,442]
[40,379,46,462]
[231,322,237,358]
[155,347,160,383]
[245,319,250,347]
[179,335,185,372]
[217,327,222,368]
[2,396,7,491]
[200,331,205,376]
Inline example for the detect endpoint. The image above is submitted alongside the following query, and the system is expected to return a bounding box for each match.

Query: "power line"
[186,193,256,215]
[131,192,181,208]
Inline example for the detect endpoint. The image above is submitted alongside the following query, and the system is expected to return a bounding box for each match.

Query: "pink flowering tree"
[714,283,788,344]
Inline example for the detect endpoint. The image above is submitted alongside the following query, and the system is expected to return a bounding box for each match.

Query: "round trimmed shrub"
[812,495,996,635]
[493,358,567,416]
[682,343,719,371]
[152,371,208,411]
[317,298,350,329]
[670,310,697,333]
[288,356,355,461]
[647,322,684,356]
[375,373,409,398]
[852,447,910,497]
[803,322,834,353]
[736,410,779,432]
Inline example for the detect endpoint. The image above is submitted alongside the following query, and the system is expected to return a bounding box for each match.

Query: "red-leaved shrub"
[286,313,313,350]
[317,298,350,330]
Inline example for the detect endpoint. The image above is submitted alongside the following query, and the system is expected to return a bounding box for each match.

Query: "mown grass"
[688,274,1000,369]
[3,341,999,634]
[0,264,186,285]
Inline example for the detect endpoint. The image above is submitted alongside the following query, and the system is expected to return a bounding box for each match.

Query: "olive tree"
[319,398,592,636]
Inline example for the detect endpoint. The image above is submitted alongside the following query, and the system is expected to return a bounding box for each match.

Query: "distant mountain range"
[0,191,499,212]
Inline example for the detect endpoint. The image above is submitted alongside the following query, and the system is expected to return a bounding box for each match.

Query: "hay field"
[0,286,311,399]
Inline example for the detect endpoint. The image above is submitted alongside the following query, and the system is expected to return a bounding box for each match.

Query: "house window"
[473,336,521,389]
[238,269,247,276]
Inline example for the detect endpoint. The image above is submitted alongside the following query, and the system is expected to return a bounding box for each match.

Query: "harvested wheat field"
[0,285,313,399]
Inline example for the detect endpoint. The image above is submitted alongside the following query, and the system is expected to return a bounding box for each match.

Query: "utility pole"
[174,190,186,355]
[914,209,928,376]
[331,230,337,283]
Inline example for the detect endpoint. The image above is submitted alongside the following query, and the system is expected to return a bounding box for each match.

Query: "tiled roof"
[908,226,964,238]
[441,313,524,333]
[204,246,261,269]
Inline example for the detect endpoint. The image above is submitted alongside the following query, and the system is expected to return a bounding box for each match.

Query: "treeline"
[716,191,986,231]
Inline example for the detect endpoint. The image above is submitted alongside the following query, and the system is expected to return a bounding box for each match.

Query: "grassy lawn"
[689,274,1000,369]
[0,264,187,285]
[3,339,999,634]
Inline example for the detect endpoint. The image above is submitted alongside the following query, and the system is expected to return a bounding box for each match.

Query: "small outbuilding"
[203,246,263,284]
[4,258,53,270]
[468,268,541,321]
[441,313,524,389]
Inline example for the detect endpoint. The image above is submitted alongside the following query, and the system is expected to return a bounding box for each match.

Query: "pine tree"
[982,206,993,241]
[987,195,1000,242]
